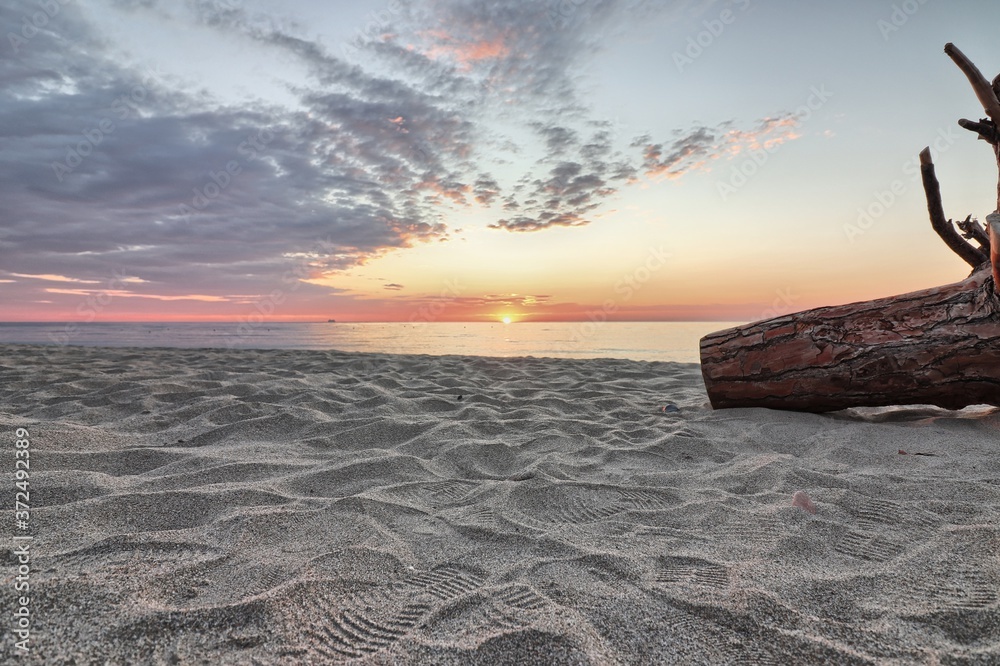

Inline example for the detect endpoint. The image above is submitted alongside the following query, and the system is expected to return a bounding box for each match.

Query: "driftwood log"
[700,43,1000,412]
[700,267,1000,411]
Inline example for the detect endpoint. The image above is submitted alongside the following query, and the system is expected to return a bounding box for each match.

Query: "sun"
[501,316,512,325]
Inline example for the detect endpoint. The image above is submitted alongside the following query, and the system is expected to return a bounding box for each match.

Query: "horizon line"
[0,318,747,324]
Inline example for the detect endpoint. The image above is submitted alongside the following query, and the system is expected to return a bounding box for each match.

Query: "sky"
[2,0,999,323]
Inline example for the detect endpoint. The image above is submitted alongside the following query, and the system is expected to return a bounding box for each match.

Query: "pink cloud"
[640,114,804,182]
[419,28,510,70]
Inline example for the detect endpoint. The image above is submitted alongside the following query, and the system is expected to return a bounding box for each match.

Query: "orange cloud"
[8,272,101,284]
[44,288,229,302]
[420,28,509,70]
[724,116,802,154]
[413,176,471,205]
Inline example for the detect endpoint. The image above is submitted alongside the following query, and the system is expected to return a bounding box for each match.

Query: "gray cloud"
[490,121,637,232]
[1,0,806,315]
[635,125,718,179]
[0,0,467,307]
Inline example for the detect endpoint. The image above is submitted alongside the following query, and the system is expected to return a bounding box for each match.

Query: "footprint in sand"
[652,555,730,590]
[508,483,680,530]
[283,563,487,661]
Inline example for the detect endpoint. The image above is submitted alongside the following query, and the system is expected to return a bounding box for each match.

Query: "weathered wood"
[919,148,988,267]
[700,268,1000,411]
[991,213,1000,287]
[956,214,991,254]
[945,43,1000,124]
[946,43,1000,213]
[699,43,1000,413]
[958,118,999,144]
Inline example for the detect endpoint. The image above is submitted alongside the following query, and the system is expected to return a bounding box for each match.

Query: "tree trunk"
[991,213,1000,286]
[698,43,1000,413]
[699,268,1000,411]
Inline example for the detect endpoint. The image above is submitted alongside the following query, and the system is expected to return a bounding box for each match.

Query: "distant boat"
[327,319,337,323]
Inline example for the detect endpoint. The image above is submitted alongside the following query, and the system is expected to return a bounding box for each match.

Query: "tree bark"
[699,268,1000,412]
[699,151,1000,412]
[991,213,1000,287]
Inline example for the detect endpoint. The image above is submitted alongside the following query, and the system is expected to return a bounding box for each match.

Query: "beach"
[1,343,998,664]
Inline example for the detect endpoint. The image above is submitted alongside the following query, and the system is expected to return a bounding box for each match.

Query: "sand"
[1,343,998,664]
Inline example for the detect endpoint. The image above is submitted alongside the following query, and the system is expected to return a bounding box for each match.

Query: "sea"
[0,321,743,364]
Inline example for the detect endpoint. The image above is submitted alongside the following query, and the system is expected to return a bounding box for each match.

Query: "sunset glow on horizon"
[3,1,997,324]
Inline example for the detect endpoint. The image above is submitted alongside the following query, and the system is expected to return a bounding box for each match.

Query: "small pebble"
[792,490,817,514]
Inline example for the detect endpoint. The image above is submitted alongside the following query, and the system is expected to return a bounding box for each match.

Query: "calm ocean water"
[0,321,742,363]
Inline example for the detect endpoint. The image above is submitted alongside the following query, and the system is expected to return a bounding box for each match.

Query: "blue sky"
[2,0,999,322]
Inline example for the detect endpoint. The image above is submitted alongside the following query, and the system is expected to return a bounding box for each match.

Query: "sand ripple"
[1,344,998,664]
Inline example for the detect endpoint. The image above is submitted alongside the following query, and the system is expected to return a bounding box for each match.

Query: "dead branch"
[958,118,1000,144]
[956,214,991,254]
[946,43,1000,212]
[945,43,1000,124]
[919,147,989,267]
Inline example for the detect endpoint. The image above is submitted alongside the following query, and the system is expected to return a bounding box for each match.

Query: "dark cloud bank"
[1,0,802,308]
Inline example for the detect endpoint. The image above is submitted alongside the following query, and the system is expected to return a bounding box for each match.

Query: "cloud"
[721,114,803,154]
[472,176,501,205]
[1,0,811,319]
[0,0,473,311]
[489,121,636,232]
[7,273,102,284]
[421,28,511,70]
[491,111,804,231]
[636,113,804,181]
[44,288,229,302]
[635,126,717,180]
[534,124,580,156]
